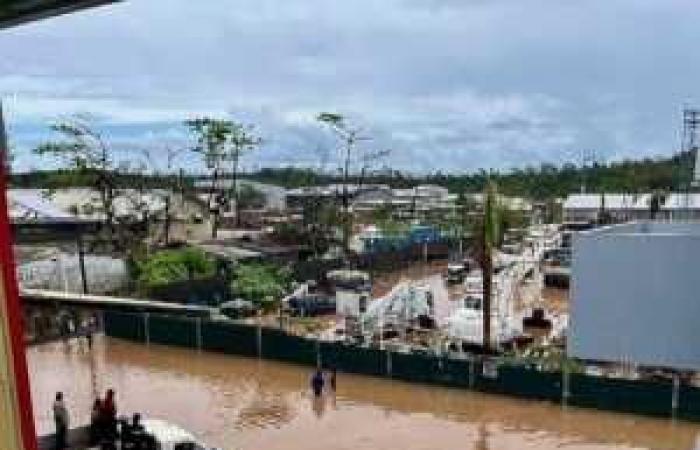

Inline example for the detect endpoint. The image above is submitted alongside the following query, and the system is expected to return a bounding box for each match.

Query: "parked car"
[219,299,257,319]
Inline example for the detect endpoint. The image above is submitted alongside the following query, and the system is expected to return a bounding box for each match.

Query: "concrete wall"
[569,224,700,369]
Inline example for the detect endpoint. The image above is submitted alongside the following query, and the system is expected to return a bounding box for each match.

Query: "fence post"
[316,339,321,369]
[672,373,680,418]
[562,365,570,406]
[386,350,392,377]
[256,323,262,358]
[143,312,150,345]
[195,317,203,351]
[468,356,475,389]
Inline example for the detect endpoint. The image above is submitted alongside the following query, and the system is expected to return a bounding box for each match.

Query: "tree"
[230,263,291,311]
[228,123,262,227]
[185,118,233,238]
[237,183,267,210]
[185,118,261,237]
[141,145,187,245]
[473,181,500,351]
[317,112,368,254]
[34,117,119,245]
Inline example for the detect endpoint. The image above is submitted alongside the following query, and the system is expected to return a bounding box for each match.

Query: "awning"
[0,0,117,29]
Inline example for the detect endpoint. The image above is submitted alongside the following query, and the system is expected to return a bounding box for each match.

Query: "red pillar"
[0,102,38,450]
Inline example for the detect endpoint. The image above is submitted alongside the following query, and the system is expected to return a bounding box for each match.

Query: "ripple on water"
[27,337,700,450]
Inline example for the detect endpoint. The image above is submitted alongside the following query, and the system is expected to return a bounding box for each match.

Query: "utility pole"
[580,150,597,194]
[683,109,700,186]
[682,108,700,219]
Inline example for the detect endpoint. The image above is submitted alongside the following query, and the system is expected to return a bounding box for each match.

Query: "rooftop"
[581,221,700,237]
[564,193,700,211]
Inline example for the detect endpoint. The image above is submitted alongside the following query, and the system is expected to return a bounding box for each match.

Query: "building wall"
[569,226,700,369]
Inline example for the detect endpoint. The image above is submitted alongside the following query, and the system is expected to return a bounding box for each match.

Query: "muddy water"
[28,337,700,450]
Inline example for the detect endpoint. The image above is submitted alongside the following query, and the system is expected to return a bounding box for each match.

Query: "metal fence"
[18,255,128,294]
[103,311,700,422]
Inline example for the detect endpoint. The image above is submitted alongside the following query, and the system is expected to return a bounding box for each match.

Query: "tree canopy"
[230,263,292,310]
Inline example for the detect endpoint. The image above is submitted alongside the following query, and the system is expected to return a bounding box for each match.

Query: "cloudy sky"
[2,0,700,174]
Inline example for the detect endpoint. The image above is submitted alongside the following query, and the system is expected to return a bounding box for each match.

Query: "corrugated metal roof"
[564,193,652,210]
[8,189,76,220]
[565,193,700,211]
[9,188,175,221]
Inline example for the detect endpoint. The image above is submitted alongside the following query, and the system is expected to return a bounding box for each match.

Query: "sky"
[2,0,700,174]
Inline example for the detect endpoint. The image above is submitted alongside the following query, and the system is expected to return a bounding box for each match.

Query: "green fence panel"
[390,352,441,384]
[441,358,471,387]
[104,311,144,342]
[675,385,700,421]
[568,374,672,417]
[148,315,197,348]
[201,320,258,357]
[261,328,318,366]
[474,363,562,402]
[320,343,385,377]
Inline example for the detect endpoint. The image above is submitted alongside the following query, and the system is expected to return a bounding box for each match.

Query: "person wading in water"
[311,369,325,397]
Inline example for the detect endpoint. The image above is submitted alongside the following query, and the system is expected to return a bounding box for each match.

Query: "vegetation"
[244,151,696,199]
[20,147,694,204]
[28,118,193,251]
[237,183,267,210]
[34,118,120,242]
[317,112,364,253]
[372,203,409,239]
[230,263,292,311]
[185,117,261,236]
[135,248,216,289]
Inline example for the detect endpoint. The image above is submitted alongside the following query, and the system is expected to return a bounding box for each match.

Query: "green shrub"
[136,248,216,289]
[230,263,291,309]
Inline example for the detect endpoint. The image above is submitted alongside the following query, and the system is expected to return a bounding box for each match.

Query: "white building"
[9,188,194,222]
[563,193,700,223]
[569,222,700,369]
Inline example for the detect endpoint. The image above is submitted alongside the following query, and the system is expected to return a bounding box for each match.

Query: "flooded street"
[28,337,700,450]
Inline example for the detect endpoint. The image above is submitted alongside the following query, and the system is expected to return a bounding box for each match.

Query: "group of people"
[310,368,337,397]
[51,389,117,450]
[90,389,118,446]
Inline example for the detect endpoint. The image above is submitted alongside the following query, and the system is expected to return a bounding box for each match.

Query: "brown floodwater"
[28,337,700,450]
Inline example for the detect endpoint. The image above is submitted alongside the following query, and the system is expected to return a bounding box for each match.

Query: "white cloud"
[2,0,700,172]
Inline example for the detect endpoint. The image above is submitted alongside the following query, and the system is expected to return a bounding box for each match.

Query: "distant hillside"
[12,151,696,200]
